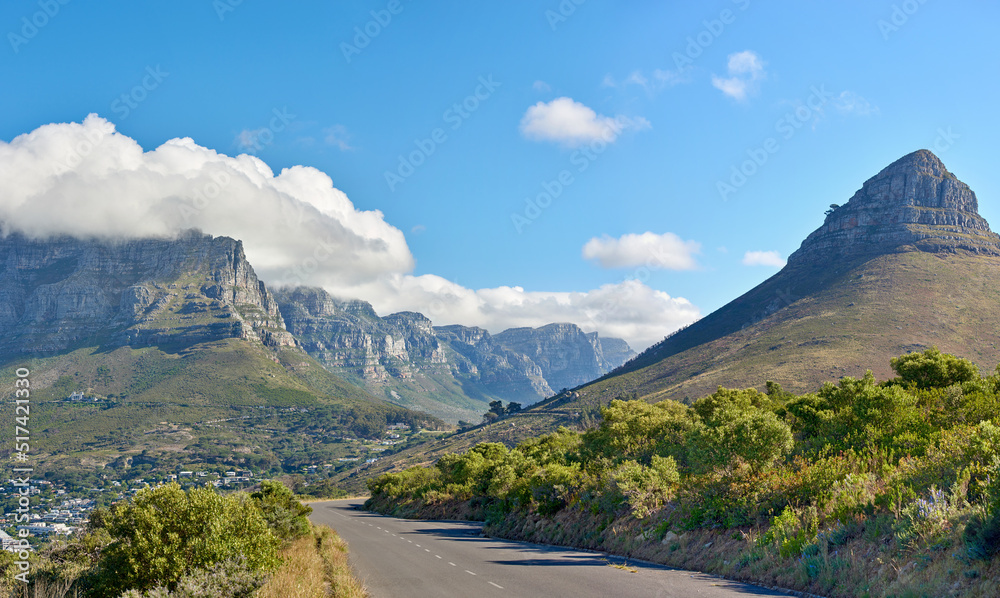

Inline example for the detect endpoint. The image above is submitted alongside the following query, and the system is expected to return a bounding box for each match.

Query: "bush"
[91,483,280,597]
[251,480,312,541]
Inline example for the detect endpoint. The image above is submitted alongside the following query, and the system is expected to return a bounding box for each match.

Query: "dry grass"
[256,525,367,598]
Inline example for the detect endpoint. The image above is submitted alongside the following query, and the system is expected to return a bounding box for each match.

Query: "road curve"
[310,499,794,598]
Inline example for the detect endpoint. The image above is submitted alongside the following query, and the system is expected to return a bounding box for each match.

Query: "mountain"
[493,323,634,392]
[0,231,441,480]
[0,229,296,355]
[273,287,634,422]
[576,149,1000,405]
[332,149,1000,488]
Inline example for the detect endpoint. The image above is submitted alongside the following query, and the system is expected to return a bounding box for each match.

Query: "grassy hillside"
[580,250,1000,408]
[0,338,443,482]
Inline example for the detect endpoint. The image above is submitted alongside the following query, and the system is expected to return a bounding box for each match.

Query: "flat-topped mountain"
[0,230,294,356]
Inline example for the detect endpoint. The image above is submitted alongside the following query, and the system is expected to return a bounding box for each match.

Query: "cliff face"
[493,323,632,391]
[274,288,634,415]
[433,324,553,400]
[0,230,294,355]
[789,150,1000,264]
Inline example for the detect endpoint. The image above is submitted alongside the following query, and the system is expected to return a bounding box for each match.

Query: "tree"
[91,483,280,596]
[890,347,979,389]
[250,480,312,541]
[488,400,506,416]
[506,402,522,415]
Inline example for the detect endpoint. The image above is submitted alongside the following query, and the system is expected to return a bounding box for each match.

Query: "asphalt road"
[309,499,794,598]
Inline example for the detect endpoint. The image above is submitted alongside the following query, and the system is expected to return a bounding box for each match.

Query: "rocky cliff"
[274,287,634,419]
[0,230,294,356]
[494,323,631,391]
[789,150,1000,264]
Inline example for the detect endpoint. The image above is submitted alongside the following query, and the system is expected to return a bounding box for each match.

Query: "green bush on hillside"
[366,347,1000,573]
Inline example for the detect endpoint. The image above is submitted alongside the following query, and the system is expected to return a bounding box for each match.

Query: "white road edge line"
[435,555,442,559]
[465,570,477,576]
[448,562,456,566]
[488,581,504,589]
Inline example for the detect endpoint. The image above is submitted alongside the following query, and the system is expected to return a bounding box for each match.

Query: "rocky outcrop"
[789,150,1000,264]
[434,325,553,400]
[274,288,634,406]
[0,230,294,356]
[274,287,447,382]
[494,323,635,392]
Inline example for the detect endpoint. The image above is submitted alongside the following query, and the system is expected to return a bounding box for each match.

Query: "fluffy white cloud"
[712,50,766,101]
[0,115,698,350]
[742,250,786,267]
[0,115,414,286]
[519,97,649,147]
[582,232,700,270]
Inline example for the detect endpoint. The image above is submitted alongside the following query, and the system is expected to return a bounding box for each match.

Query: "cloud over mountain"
[0,115,697,349]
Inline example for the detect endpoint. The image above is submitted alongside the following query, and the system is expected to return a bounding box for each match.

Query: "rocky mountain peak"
[788,150,1000,264]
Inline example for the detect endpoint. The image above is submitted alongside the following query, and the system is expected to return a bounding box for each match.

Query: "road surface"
[310,499,795,598]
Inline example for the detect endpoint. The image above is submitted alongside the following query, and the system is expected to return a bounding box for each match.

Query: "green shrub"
[91,483,280,597]
[251,480,312,541]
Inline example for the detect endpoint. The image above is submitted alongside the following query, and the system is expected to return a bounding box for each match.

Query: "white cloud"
[235,128,268,152]
[519,97,650,147]
[742,250,786,267]
[0,115,413,287]
[0,115,697,350]
[712,50,766,101]
[832,91,879,116]
[323,124,353,151]
[582,232,700,270]
[603,69,686,92]
[532,80,552,93]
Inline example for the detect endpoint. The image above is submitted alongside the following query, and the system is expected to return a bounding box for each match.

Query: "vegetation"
[0,340,444,487]
[366,349,1000,597]
[0,481,366,598]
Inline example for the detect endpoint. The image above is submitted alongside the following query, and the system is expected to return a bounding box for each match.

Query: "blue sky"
[1,0,998,349]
